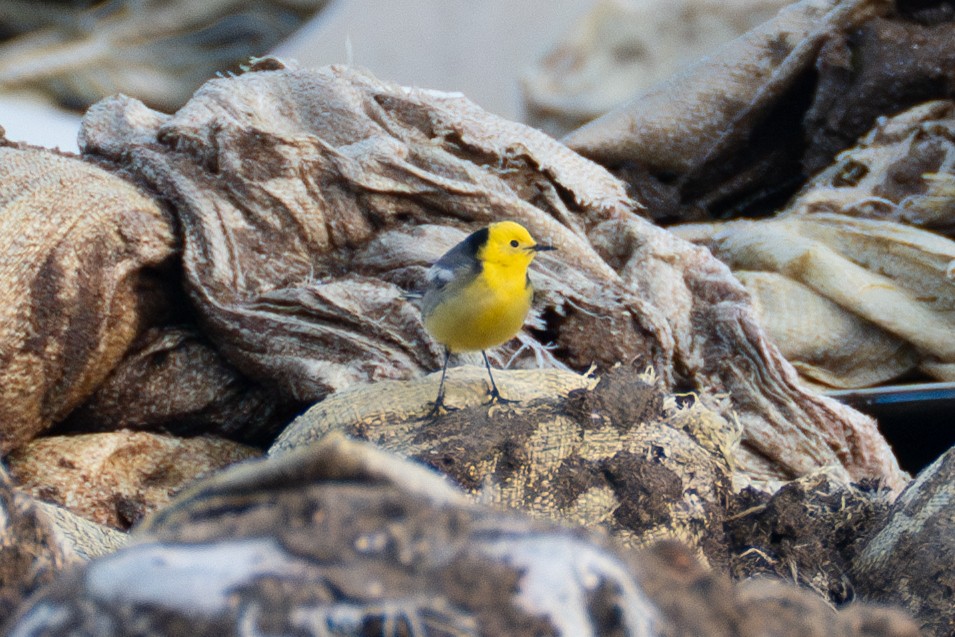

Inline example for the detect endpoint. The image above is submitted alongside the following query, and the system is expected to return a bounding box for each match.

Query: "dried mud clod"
[725,475,892,606]
[562,366,664,430]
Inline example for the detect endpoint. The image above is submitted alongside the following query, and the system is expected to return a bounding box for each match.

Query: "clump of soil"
[725,475,891,605]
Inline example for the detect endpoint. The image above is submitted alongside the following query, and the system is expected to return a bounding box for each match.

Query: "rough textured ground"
[2,435,921,637]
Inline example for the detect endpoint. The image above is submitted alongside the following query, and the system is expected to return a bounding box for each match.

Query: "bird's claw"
[485,388,519,406]
[425,398,459,420]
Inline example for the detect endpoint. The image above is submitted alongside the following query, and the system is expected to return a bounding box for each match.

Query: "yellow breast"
[423,264,533,353]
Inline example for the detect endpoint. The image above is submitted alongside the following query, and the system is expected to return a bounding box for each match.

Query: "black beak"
[531,244,556,252]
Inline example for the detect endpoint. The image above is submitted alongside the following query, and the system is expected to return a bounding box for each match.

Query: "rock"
[3,434,921,637]
[6,431,259,530]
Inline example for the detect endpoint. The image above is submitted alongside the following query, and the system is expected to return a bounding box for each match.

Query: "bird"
[420,220,554,415]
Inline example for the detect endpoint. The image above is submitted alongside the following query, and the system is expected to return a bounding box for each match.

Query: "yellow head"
[477,221,553,269]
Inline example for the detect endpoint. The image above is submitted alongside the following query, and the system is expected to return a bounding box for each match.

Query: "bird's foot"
[425,397,459,420]
[485,387,519,406]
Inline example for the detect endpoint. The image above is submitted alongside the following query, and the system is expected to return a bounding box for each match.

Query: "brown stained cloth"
[804,17,955,175]
[78,62,906,490]
[56,326,293,447]
[799,100,955,236]
[0,143,177,453]
[560,0,890,171]
[77,63,652,400]
[521,0,793,137]
[560,0,895,220]
[272,365,737,568]
[0,464,124,625]
[674,211,955,387]
[7,431,260,530]
[0,464,69,623]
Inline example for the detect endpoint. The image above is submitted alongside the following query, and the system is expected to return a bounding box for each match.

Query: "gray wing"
[426,227,487,291]
[420,227,487,315]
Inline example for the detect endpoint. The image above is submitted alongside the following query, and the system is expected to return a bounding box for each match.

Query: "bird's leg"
[483,351,518,405]
[426,348,457,418]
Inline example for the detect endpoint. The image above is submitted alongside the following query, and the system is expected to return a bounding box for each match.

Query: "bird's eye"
[510,240,519,248]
